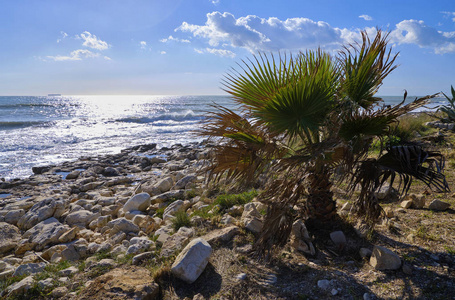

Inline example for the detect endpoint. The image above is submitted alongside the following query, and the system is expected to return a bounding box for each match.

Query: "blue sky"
[0,0,454,96]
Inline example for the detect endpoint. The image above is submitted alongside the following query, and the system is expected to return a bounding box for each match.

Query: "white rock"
[370,245,401,270]
[156,177,174,193]
[173,175,197,190]
[0,222,21,254]
[17,198,66,230]
[123,193,151,213]
[289,219,315,256]
[4,209,25,226]
[20,217,69,252]
[317,279,331,290]
[163,200,185,220]
[107,218,140,234]
[171,238,212,284]
[65,210,99,227]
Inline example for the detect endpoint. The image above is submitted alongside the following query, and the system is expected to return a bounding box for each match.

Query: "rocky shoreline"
[1,139,454,299]
[0,141,224,298]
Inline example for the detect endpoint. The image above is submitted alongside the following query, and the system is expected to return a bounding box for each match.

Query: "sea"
[0,94,446,180]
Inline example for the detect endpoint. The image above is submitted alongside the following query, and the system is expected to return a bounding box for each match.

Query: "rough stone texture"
[132,252,154,265]
[126,237,154,255]
[156,177,174,193]
[17,198,66,230]
[409,194,426,209]
[428,199,450,211]
[201,226,240,245]
[13,262,46,277]
[163,200,184,220]
[2,276,34,297]
[289,219,315,256]
[370,245,401,270]
[107,218,140,234]
[0,222,21,254]
[171,238,212,284]
[241,203,263,234]
[400,200,413,209]
[161,227,195,257]
[151,190,185,204]
[51,286,69,298]
[65,210,99,227]
[123,193,151,213]
[173,175,197,190]
[77,266,159,300]
[4,209,25,226]
[20,217,69,252]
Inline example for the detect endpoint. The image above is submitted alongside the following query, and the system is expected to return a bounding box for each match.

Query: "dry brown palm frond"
[199,104,286,185]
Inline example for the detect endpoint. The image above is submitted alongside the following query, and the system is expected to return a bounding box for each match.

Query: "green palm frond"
[339,30,398,109]
[440,85,455,121]
[222,51,339,141]
[339,93,432,142]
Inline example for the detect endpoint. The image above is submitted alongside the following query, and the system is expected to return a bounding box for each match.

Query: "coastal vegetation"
[200,30,449,255]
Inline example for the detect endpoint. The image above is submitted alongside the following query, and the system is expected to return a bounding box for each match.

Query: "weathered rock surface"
[0,222,21,254]
[428,199,450,211]
[370,245,401,270]
[13,262,46,277]
[123,193,151,213]
[77,266,159,300]
[289,219,315,256]
[66,210,99,227]
[2,276,34,297]
[201,226,240,245]
[107,218,140,234]
[171,238,212,284]
[19,217,69,253]
[241,203,263,234]
[17,198,66,230]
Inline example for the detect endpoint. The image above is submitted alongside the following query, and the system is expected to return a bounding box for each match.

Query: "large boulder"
[163,200,184,220]
[65,210,100,227]
[17,198,66,230]
[200,226,240,246]
[107,218,140,234]
[1,276,34,298]
[123,193,151,213]
[173,175,197,190]
[156,177,174,193]
[19,217,69,253]
[171,238,212,284]
[370,245,401,270]
[0,222,21,254]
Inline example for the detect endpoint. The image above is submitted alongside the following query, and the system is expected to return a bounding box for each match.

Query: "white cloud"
[442,11,455,22]
[359,15,373,21]
[390,19,455,54]
[57,31,68,43]
[159,35,190,43]
[47,49,100,61]
[195,47,235,57]
[176,12,346,52]
[211,0,220,4]
[160,51,167,55]
[140,41,147,49]
[177,12,455,55]
[77,31,110,50]
[103,56,112,61]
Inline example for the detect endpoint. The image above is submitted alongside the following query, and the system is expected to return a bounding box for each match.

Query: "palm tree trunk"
[305,169,337,223]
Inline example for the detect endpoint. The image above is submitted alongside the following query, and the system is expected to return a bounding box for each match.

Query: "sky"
[0,0,454,96]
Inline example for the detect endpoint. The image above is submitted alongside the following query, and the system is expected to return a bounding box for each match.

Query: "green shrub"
[171,210,191,231]
[214,190,258,211]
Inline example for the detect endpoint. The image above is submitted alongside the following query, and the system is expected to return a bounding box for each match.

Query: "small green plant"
[214,190,258,211]
[438,85,455,122]
[95,249,113,261]
[171,210,191,231]
[155,207,165,219]
[444,246,455,255]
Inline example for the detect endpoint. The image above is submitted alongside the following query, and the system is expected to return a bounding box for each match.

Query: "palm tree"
[200,30,448,254]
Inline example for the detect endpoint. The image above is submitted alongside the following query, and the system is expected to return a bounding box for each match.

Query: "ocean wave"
[116,110,203,124]
[0,121,52,130]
